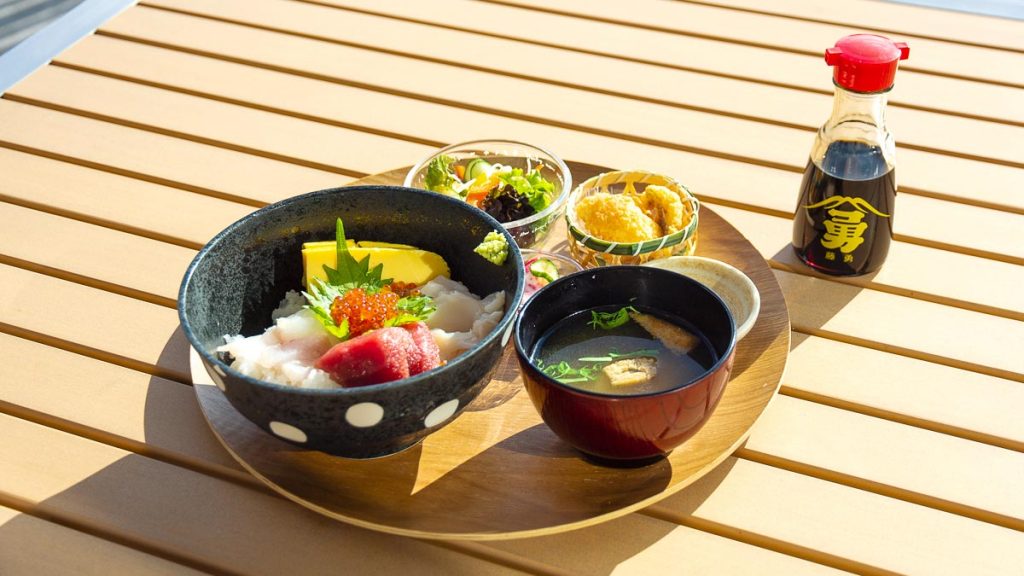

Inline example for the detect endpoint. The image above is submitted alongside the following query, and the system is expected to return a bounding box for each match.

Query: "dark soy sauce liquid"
[533,306,717,395]
[793,140,896,276]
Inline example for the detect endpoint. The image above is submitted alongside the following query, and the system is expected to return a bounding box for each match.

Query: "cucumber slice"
[465,158,492,180]
[528,258,560,284]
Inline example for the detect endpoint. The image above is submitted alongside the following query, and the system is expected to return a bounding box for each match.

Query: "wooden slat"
[143,0,1024,126]
[888,195,1024,262]
[0,414,525,576]
[696,0,1024,52]
[37,34,1024,263]
[0,505,207,576]
[784,335,1024,451]
[705,203,1024,317]
[4,73,437,178]
[0,101,346,205]
[0,148,253,249]
[647,458,1024,575]
[0,202,194,304]
[482,516,849,575]
[142,0,1024,166]
[777,269,1024,380]
[0,263,186,381]
[745,395,1024,527]
[0,332,242,474]
[486,0,1024,86]
[105,2,1024,211]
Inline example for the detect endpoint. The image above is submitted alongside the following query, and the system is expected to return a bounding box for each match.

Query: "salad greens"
[303,218,435,340]
[495,167,554,213]
[423,155,556,221]
[588,306,639,331]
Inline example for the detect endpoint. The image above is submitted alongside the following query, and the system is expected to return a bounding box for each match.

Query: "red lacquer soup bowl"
[514,266,736,461]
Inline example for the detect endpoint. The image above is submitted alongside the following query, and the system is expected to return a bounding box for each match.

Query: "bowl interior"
[180,186,524,367]
[515,266,735,397]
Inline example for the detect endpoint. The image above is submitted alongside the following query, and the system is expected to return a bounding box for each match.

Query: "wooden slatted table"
[1,0,1021,574]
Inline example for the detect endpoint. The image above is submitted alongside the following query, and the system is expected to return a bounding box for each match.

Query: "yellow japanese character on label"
[825,251,836,261]
[822,208,867,253]
[804,196,890,255]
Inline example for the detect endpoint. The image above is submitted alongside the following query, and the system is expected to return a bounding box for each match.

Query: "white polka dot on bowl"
[424,399,459,428]
[269,421,307,443]
[345,402,385,428]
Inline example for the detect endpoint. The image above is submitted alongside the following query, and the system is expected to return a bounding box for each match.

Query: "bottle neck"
[810,84,896,176]
[826,84,889,135]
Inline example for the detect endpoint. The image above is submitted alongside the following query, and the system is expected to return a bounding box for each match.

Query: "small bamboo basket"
[566,170,699,268]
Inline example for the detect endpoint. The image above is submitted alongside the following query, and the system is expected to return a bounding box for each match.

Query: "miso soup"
[532,305,717,395]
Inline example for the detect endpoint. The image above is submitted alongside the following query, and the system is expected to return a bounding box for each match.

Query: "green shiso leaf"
[384,294,437,327]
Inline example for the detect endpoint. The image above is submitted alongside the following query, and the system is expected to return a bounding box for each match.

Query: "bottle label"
[804,196,890,256]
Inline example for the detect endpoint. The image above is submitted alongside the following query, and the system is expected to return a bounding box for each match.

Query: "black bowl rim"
[514,265,736,399]
[178,185,526,396]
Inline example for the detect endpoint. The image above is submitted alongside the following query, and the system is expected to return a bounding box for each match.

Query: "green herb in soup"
[533,306,716,395]
[587,306,637,330]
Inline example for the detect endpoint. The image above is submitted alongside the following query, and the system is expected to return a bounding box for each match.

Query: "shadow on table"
[770,244,870,355]
[117,327,735,571]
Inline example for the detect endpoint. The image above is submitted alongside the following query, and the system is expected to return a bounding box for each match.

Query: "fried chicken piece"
[630,184,686,235]
[575,193,661,243]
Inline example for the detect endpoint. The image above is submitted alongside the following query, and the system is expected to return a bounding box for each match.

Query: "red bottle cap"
[825,34,909,93]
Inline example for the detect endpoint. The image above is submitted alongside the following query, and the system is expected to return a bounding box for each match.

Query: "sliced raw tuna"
[402,322,441,375]
[316,327,412,388]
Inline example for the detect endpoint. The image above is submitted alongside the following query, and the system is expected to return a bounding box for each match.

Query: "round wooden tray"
[190,162,790,540]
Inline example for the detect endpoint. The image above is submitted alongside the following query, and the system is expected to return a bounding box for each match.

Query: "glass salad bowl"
[404,139,572,249]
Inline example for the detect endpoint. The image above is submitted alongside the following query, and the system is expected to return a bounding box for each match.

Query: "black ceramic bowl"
[179,186,524,458]
[514,266,736,461]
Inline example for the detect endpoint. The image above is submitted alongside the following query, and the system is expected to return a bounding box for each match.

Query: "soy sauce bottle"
[793,35,909,276]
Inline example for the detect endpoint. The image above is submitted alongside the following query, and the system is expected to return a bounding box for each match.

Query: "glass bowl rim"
[403,139,573,230]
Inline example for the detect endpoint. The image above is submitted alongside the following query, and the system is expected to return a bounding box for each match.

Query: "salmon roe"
[329,283,421,338]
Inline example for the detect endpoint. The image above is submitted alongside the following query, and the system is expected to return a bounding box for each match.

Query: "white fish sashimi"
[219,282,504,387]
[218,298,340,388]
[420,276,470,297]
[430,329,481,362]
[422,279,506,361]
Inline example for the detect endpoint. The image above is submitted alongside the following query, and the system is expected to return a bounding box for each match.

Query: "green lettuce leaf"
[424,154,459,197]
[496,167,555,213]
